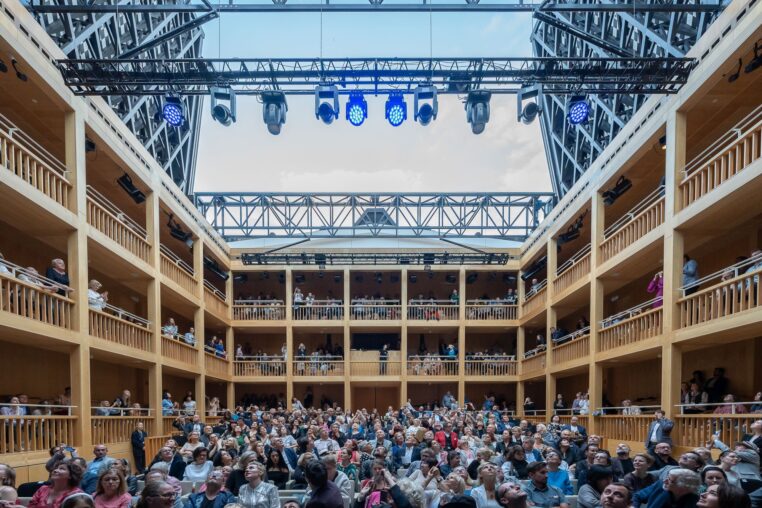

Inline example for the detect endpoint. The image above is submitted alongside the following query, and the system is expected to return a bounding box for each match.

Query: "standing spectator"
[683,255,700,295]
[182,395,197,416]
[45,259,72,296]
[379,344,389,375]
[683,384,709,414]
[131,422,148,474]
[647,272,664,308]
[645,410,674,453]
[162,319,178,338]
[87,280,108,311]
[704,368,729,404]
[183,328,196,347]
[161,393,174,416]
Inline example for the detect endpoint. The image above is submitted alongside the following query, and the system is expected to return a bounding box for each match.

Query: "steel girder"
[531,0,726,197]
[193,192,557,241]
[31,0,205,193]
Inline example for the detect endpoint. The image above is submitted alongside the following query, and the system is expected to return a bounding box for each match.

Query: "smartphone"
[64,446,75,452]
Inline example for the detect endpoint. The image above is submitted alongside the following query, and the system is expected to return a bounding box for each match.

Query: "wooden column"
[343,268,351,410]
[148,364,163,435]
[70,345,92,448]
[457,268,466,406]
[226,382,235,413]
[194,306,206,416]
[516,326,525,417]
[401,267,409,404]
[589,191,605,435]
[285,268,294,409]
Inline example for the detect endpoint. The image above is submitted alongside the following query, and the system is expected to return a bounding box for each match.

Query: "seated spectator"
[621,399,642,415]
[46,259,72,296]
[183,328,196,346]
[183,448,213,482]
[183,470,232,508]
[545,451,573,495]
[29,461,83,508]
[699,482,751,508]
[577,465,613,508]
[707,438,760,480]
[162,318,178,338]
[87,280,108,311]
[714,394,748,414]
[700,466,727,493]
[623,453,655,494]
[470,462,500,508]
[522,461,568,508]
[93,468,131,508]
[265,449,290,490]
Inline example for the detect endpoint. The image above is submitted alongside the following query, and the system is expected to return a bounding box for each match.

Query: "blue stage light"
[315,85,339,125]
[161,97,185,127]
[567,98,589,125]
[346,93,367,126]
[385,94,407,127]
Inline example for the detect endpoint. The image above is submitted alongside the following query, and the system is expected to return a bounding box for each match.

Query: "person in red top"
[93,469,132,508]
[30,462,84,508]
[435,422,459,451]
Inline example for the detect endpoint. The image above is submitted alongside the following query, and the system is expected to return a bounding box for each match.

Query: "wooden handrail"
[599,307,662,352]
[0,415,76,455]
[600,196,665,263]
[677,266,761,328]
[89,308,152,351]
[0,271,74,329]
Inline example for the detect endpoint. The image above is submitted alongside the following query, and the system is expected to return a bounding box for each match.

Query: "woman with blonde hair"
[224,451,258,496]
[93,469,131,508]
[237,462,278,508]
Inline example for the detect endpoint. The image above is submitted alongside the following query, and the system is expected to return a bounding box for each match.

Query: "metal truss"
[193,192,557,241]
[241,252,512,265]
[531,0,727,197]
[31,0,206,193]
[56,56,696,96]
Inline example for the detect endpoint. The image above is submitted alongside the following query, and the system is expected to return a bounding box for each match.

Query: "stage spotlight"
[11,58,27,81]
[167,214,193,248]
[158,96,185,127]
[745,42,762,74]
[0,59,7,73]
[516,85,542,125]
[385,94,407,127]
[116,173,146,204]
[262,92,287,135]
[345,93,367,126]
[465,91,490,134]
[602,175,632,206]
[659,135,667,150]
[315,85,339,125]
[210,86,237,126]
[414,86,438,126]
[727,59,742,83]
[204,256,229,281]
[567,96,590,125]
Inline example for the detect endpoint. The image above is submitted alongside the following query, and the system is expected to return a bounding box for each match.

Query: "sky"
[194,7,552,194]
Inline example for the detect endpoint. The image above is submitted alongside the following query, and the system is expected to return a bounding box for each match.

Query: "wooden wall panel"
[682,338,761,401]
[90,360,149,407]
[0,345,70,403]
[604,359,661,409]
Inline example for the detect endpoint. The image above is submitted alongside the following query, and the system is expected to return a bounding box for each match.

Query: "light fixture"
[558,226,580,245]
[385,93,407,127]
[262,92,287,135]
[116,173,146,204]
[158,96,184,127]
[204,256,229,281]
[315,85,339,125]
[727,59,742,83]
[210,86,237,126]
[567,96,590,125]
[167,214,193,248]
[11,58,27,82]
[85,138,96,153]
[745,42,762,74]
[659,135,667,150]
[345,93,367,126]
[466,91,491,134]
[233,273,248,283]
[0,59,7,73]
[516,85,542,125]
[414,86,438,126]
[602,175,632,206]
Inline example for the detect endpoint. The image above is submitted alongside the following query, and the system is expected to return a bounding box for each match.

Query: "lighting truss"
[194,192,556,241]
[241,252,512,265]
[56,57,696,96]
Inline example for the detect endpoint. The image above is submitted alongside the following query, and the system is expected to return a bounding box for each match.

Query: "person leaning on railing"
[87,280,108,311]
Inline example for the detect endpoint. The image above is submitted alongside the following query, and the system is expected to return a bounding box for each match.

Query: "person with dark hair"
[497,481,528,508]
[131,422,148,474]
[440,451,462,477]
[183,447,212,482]
[61,493,95,508]
[29,461,84,508]
[599,483,631,508]
[305,460,343,508]
[522,462,569,508]
[265,449,289,490]
[183,470,233,508]
[704,368,729,404]
[136,481,175,508]
[698,482,751,508]
[578,465,613,508]
[700,466,727,492]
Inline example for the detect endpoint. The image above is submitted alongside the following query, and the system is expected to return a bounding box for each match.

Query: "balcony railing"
[522,351,546,373]
[407,301,459,320]
[465,300,518,320]
[0,261,74,329]
[350,300,401,320]
[205,351,229,376]
[553,244,591,295]
[350,361,401,376]
[678,256,762,329]
[522,280,547,316]
[0,114,71,208]
[86,186,150,263]
[551,328,590,364]
[232,300,286,320]
[203,280,228,317]
[160,245,197,295]
[293,357,345,376]
[161,335,198,365]
[89,304,152,351]
[680,105,762,209]
[599,299,663,352]
[407,356,459,376]
[597,415,652,443]
[92,416,154,445]
[465,356,517,376]
[293,301,344,320]
[234,359,287,376]
[0,415,77,454]
[600,187,665,263]
[674,414,759,450]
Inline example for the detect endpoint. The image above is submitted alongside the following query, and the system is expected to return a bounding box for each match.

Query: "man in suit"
[131,421,148,473]
[183,414,204,436]
[393,435,421,470]
[561,416,587,442]
[644,410,674,453]
[271,437,298,471]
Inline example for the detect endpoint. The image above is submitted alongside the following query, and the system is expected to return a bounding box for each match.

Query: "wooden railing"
[407,357,459,376]
[146,435,169,462]
[350,302,402,320]
[522,284,547,316]
[674,414,758,449]
[599,306,662,352]
[234,360,287,376]
[160,245,197,295]
[465,302,518,320]
[600,191,665,263]
[552,332,590,364]
[293,303,344,320]
[163,417,179,435]
[91,416,154,445]
[0,115,71,208]
[232,301,286,320]
[679,105,762,209]
[203,280,228,317]
[678,266,761,328]
[0,269,74,329]
[0,415,76,454]
[350,361,402,376]
[465,358,517,376]
[597,415,652,444]
[89,308,152,351]
[292,358,345,376]
[522,352,546,373]
[553,244,591,294]
[407,301,459,320]
[205,352,229,376]
[161,336,197,364]
[554,416,590,428]
[86,186,150,263]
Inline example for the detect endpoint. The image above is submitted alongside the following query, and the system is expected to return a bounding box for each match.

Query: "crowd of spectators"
[293,289,343,319]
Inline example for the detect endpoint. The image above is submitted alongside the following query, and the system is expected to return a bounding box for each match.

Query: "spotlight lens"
[162,102,184,127]
[388,104,405,127]
[348,104,366,126]
[318,103,336,125]
[567,101,589,125]
[418,104,434,126]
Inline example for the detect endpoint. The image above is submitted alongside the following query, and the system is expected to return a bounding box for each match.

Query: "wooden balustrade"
[599,308,662,352]
[554,416,590,427]
[0,272,74,329]
[89,309,152,351]
[0,125,71,208]
[597,415,652,444]
[86,193,150,263]
[146,435,169,464]
[293,304,344,320]
[163,417,179,435]
[407,303,459,320]
[0,416,76,454]
[522,352,546,373]
[161,336,198,365]
[350,361,401,376]
[552,334,590,365]
[678,268,761,328]
[203,284,228,318]
[465,359,517,376]
[679,112,762,209]
[522,286,547,316]
[292,359,345,376]
[407,358,459,376]
[674,415,758,449]
[204,352,229,376]
[465,303,518,320]
[91,416,154,445]
[350,304,402,320]
[232,302,286,320]
[234,360,287,376]
[160,250,197,295]
[553,250,591,295]
[600,197,665,263]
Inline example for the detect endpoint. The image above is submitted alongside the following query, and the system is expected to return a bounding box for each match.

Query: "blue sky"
[194,8,551,193]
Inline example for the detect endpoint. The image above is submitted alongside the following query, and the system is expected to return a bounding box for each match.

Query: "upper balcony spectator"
[183,327,196,347]
[162,318,178,337]
[87,279,108,311]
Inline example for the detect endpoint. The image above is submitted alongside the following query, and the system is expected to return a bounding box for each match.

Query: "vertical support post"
[148,364,163,435]
[194,307,206,416]
[343,268,351,410]
[286,268,294,409]
[458,268,466,406]
[226,382,235,414]
[589,192,604,434]
[588,362,603,434]
[70,345,92,448]
[401,268,408,400]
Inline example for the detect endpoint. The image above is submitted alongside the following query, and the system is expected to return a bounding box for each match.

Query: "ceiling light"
[315,85,339,125]
[466,91,490,134]
[414,86,438,126]
[385,93,407,127]
[262,92,287,135]
[345,93,367,126]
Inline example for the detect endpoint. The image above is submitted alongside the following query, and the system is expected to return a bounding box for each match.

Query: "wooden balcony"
[160,245,197,296]
[522,282,547,317]
[293,302,344,321]
[597,415,652,443]
[0,415,76,454]
[674,414,759,449]
[232,301,285,321]
[600,189,665,264]
[551,330,590,365]
[292,358,345,377]
[350,361,401,376]
[350,301,401,320]
[89,305,152,352]
[679,105,762,210]
[553,244,591,295]
[521,351,546,374]
[465,357,517,376]
[161,335,198,365]
[407,301,459,321]
[0,263,74,330]
[203,280,229,318]
[91,416,155,445]
[0,114,71,209]
[599,302,662,352]
[465,301,518,320]
[86,186,150,263]
[407,356,459,376]
[234,359,287,377]
[204,351,229,377]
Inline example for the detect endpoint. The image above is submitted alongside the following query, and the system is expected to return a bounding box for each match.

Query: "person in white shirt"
[314,428,339,455]
[88,279,108,311]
